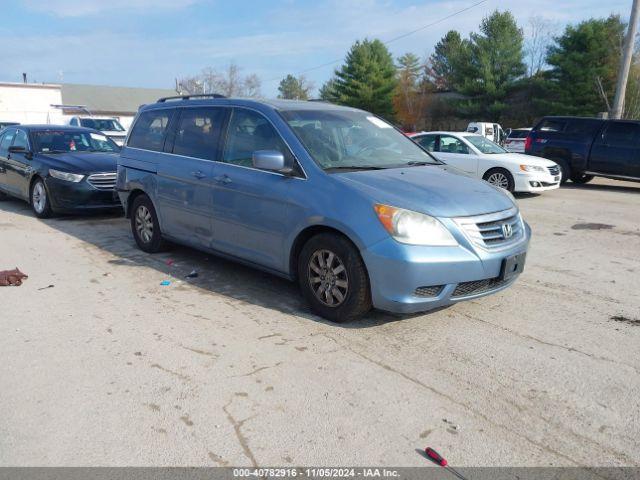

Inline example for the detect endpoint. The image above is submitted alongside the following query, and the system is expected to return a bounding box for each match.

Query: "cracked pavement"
[0,178,638,466]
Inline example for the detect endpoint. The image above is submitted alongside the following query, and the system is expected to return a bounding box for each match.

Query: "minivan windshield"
[465,135,507,154]
[32,130,120,153]
[80,118,125,132]
[281,109,441,170]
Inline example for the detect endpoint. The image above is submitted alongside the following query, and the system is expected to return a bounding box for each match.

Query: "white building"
[0,82,175,128]
[0,82,64,125]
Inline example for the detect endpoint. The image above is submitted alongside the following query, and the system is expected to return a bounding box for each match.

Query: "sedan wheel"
[483,168,515,192]
[487,172,509,189]
[308,249,349,307]
[30,179,53,218]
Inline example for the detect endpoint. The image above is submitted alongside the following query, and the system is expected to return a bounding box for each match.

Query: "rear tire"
[297,233,372,323]
[483,168,515,192]
[571,172,594,184]
[131,194,166,253]
[30,178,53,219]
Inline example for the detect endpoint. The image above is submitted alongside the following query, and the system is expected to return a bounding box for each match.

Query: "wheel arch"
[125,188,149,218]
[482,164,515,179]
[28,174,47,203]
[288,225,365,281]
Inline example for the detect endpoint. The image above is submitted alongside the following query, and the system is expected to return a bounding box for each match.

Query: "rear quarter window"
[507,130,529,139]
[128,109,173,152]
[564,120,601,135]
[538,119,565,132]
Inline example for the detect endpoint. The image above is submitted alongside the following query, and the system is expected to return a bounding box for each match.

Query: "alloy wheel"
[308,249,349,307]
[487,172,510,189]
[135,205,154,244]
[32,182,47,214]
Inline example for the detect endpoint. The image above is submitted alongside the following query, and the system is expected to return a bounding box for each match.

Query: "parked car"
[67,116,128,146]
[0,125,122,218]
[467,122,507,145]
[0,121,20,131]
[526,116,640,184]
[118,96,530,322]
[504,128,531,153]
[409,131,560,193]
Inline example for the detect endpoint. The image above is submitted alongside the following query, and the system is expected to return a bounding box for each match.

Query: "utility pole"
[611,0,640,119]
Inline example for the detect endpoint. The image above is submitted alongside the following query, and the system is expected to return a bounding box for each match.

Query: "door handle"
[214,174,232,185]
[191,170,206,180]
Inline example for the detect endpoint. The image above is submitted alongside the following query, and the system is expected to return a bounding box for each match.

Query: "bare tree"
[177,62,262,97]
[525,16,556,77]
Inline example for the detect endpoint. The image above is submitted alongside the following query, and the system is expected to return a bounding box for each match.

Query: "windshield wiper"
[406,160,438,166]
[325,165,386,172]
[407,160,442,167]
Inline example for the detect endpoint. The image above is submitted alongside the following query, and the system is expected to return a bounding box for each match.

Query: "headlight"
[49,169,84,183]
[519,164,545,173]
[374,204,457,246]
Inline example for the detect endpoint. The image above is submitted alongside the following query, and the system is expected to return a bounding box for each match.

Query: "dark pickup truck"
[525,116,640,184]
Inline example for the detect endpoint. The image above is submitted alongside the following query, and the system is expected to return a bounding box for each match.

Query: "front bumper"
[514,171,560,192]
[46,177,122,213]
[361,221,531,314]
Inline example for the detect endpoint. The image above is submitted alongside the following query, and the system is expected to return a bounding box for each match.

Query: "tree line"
[313,10,638,130]
[177,10,638,130]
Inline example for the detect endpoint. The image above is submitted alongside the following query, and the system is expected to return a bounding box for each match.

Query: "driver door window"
[12,130,29,150]
[223,109,294,170]
[436,135,476,175]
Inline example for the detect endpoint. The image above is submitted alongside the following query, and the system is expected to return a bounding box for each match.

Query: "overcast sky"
[0,0,633,96]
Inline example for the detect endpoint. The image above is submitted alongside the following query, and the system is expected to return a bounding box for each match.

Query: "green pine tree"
[332,39,398,119]
[546,15,625,116]
[427,30,471,91]
[459,10,526,120]
[278,74,312,100]
[319,77,339,102]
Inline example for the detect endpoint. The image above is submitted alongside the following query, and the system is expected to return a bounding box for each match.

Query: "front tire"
[131,195,166,253]
[30,178,53,219]
[550,157,571,184]
[483,168,515,192]
[297,233,372,323]
[571,172,594,184]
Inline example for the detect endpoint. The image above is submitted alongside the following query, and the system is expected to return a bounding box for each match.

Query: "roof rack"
[157,93,227,103]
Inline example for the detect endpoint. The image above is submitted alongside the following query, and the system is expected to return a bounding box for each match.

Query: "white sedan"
[409,131,560,193]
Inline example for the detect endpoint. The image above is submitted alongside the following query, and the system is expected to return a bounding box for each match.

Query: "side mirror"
[8,145,32,159]
[252,150,292,175]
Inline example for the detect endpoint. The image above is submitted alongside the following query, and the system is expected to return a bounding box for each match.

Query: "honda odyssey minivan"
[117,95,530,322]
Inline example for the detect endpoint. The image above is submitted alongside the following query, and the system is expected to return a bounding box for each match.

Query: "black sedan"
[0,125,122,218]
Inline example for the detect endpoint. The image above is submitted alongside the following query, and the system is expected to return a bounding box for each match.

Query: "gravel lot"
[0,178,638,467]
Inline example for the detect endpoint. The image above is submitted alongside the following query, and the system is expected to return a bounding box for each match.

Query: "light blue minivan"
[117,95,530,322]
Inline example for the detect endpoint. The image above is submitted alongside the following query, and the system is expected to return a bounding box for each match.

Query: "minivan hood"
[333,165,515,218]
[36,151,119,174]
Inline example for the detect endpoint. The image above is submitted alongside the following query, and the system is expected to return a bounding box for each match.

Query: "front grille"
[547,165,560,176]
[454,208,524,250]
[414,285,444,298]
[87,173,117,191]
[452,277,509,298]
